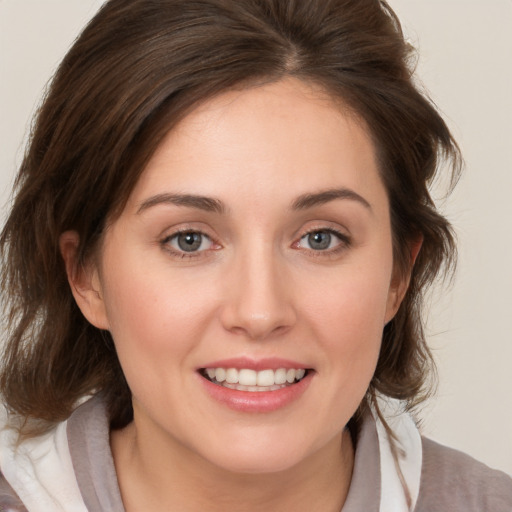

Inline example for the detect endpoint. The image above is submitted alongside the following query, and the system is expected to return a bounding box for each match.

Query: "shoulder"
[414,436,512,512]
[0,396,105,512]
[0,471,27,512]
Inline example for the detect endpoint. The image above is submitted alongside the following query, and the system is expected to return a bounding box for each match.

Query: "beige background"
[1,0,511,475]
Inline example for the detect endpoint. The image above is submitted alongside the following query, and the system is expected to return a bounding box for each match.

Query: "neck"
[111,418,354,512]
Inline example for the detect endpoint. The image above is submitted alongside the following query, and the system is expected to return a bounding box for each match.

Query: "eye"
[164,231,214,253]
[297,229,347,251]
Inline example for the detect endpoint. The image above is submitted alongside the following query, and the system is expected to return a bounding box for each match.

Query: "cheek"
[303,265,392,340]
[98,255,230,401]
[288,270,391,435]
[300,260,392,382]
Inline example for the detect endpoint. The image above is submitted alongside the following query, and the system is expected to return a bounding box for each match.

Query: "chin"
[197,432,321,475]
[210,434,332,475]
[211,452,304,475]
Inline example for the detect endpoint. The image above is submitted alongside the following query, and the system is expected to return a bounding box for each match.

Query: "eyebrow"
[137,193,226,215]
[291,188,372,211]
[137,187,371,215]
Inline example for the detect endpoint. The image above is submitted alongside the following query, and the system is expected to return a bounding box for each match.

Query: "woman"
[0,0,511,510]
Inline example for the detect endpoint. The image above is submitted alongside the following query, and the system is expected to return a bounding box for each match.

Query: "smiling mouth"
[200,367,310,392]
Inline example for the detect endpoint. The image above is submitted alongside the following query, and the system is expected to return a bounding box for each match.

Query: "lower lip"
[199,373,313,413]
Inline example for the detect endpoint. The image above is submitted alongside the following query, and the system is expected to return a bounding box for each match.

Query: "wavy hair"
[0,0,460,434]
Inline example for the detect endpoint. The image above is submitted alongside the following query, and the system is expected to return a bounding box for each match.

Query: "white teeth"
[257,369,275,387]
[274,368,287,385]
[204,367,307,390]
[226,368,238,384]
[238,369,257,386]
[215,368,226,383]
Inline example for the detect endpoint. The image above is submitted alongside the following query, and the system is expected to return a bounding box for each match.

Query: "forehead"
[125,78,386,215]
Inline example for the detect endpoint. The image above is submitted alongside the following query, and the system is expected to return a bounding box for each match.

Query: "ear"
[59,231,110,330]
[384,236,423,323]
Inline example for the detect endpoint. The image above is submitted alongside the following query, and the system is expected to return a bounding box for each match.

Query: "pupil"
[178,232,202,252]
[308,231,331,250]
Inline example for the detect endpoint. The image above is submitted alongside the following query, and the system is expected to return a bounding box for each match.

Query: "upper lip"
[198,357,311,371]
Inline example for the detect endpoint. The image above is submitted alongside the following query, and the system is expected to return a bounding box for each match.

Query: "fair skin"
[61,78,412,511]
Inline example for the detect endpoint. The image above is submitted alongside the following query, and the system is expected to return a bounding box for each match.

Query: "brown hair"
[0,0,460,433]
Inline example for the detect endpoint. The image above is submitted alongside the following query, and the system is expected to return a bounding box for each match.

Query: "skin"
[61,78,413,511]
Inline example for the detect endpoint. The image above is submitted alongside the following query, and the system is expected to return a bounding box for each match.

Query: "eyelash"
[160,228,218,260]
[295,227,351,257]
[160,227,351,259]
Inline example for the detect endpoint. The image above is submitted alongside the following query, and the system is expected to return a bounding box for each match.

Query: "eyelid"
[293,225,352,254]
[160,226,221,259]
[158,222,351,259]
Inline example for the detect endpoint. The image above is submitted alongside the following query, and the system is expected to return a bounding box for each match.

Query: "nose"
[220,246,297,340]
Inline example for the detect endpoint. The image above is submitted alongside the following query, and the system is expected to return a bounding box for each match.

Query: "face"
[69,78,406,474]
